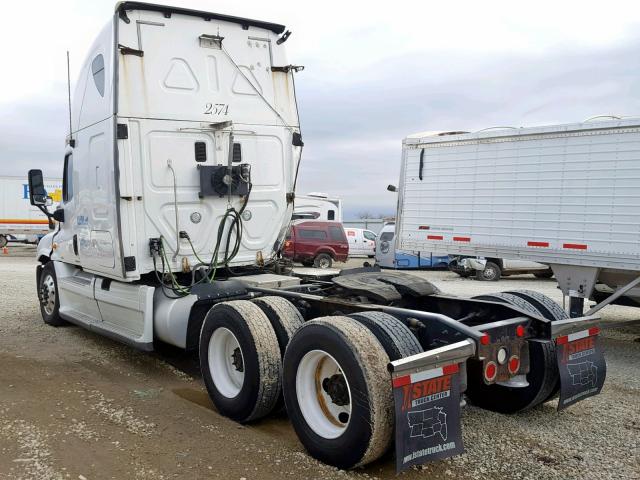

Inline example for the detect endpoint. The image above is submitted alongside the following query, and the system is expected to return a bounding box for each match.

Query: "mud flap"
[392,363,464,472]
[556,327,606,410]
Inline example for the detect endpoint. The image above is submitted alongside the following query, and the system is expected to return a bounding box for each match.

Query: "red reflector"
[556,335,569,345]
[527,241,549,248]
[453,236,471,242]
[588,327,600,337]
[563,243,588,250]
[392,375,411,388]
[480,333,490,345]
[443,363,460,375]
[516,325,525,337]
[508,356,520,374]
[484,361,497,381]
[427,235,443,240]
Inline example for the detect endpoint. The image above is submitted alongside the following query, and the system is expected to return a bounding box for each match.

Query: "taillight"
[516,325,525,337]
[480,333,490,345]
[508,355,520,375]
[484,361,498,382]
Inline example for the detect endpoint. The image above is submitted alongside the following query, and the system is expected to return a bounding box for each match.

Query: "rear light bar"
[392,363,460,388]
[556,327,600,345]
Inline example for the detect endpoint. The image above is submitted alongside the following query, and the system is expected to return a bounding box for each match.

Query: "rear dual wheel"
[199,301,282,423]
[283,317,394,469]
[466,291,565,413]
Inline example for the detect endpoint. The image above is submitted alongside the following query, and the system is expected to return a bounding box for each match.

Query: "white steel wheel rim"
[296,350,352,439]
[318,257,330,268]
[41,274,56,315]
[483,266,497,279]
[209,327,245,398]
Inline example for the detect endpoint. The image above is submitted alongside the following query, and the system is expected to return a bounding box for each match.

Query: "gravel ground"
[0,245,638,480]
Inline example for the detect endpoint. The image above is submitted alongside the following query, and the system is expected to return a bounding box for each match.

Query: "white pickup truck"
[448,255,553,281]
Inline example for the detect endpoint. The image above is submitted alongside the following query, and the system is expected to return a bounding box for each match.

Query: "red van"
[283,221,349,268]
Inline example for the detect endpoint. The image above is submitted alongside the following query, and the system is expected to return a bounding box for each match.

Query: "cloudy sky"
[2,1,640,218]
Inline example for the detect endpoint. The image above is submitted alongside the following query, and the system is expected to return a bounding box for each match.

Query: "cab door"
[362,230,377,257]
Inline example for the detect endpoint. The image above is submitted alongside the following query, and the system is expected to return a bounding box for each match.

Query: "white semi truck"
[29,2,608,472]
[396,120,640,317]
[0,175,61,247]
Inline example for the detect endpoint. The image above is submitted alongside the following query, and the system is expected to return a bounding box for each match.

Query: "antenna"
[66,51,74,147]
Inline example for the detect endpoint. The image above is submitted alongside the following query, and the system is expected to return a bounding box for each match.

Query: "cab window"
[328,226,346,241]
[327,210,335,220]
[298,229,327,240]
[363,231,376,241]
[63,153,74,202]
[379,232,394,242]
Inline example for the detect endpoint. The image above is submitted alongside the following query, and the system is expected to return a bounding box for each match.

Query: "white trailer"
[28,2,608,472]
[0,176,61,247]
[397,118,640,315]
[293,192,342,221]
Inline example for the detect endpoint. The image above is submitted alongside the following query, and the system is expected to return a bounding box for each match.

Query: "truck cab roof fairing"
[115,1,286,34]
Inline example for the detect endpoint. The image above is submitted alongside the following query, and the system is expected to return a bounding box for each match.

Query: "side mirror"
[387,185,397,192]
[52,208,65,223]
[28,169,47,206]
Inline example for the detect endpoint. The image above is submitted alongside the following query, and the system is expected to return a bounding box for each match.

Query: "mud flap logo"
[392,363,464,472]
[556,328,606,410]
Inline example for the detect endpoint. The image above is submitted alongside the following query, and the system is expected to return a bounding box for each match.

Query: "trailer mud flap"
[392,363,464,472]
[556,327,606,410]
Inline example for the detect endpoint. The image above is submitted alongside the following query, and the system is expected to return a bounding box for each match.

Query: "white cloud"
[1,0,640,216]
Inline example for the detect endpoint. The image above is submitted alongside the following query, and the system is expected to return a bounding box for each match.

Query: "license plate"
[391,363,464,472]
[556,327,606,410]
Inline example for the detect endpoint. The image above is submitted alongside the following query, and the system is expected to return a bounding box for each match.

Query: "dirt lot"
[0,246,639,480]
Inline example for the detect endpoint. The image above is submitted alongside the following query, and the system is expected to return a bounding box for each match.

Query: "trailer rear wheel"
[348,311,423,361]
[283,316,393,469]
[467,292,558,413]
[199,300,282,423]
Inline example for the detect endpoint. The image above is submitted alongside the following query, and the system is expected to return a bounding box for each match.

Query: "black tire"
[505,290,568,401]
[505,290,567,323]
[301,260,313,267]
[283,316,393,469]
[199,300,282,423]
[473,292,545,317]
[467,292,559,413]
[476,261,501,281]
[466,340,558,413]
[314,253,333,269]
[252,296,305,356]
[38,262,66,326]
[533,269,554,279]
[348,311,422,361]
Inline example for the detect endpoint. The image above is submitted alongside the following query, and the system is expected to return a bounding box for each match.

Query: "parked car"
[448,255,554,281]
[283,221,349,268]
[376,223,449,269]
[344,227,376,257]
